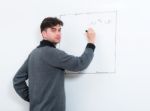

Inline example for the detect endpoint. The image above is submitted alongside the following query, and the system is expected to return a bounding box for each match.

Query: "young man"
[13,17,96,111]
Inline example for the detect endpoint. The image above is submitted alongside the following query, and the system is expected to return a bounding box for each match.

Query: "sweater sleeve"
[43,43,96,71]
[13,57,30,102]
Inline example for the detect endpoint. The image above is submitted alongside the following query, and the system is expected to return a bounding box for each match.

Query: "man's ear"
[41,30,47,38]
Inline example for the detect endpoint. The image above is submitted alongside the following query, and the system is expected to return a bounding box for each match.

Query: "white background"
[0,0,150,111]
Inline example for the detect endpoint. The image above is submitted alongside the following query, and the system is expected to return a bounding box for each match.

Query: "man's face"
[42,24,62,44]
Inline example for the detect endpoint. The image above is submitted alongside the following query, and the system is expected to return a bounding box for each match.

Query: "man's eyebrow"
[51,27,61,29]
[51,27,56,29]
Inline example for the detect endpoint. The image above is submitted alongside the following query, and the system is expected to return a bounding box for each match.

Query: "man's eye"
[52,29,56,31]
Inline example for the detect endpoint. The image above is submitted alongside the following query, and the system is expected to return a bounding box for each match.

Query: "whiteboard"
[59,11,117,73]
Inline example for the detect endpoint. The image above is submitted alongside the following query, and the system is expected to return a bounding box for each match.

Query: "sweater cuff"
[86,43,96,51]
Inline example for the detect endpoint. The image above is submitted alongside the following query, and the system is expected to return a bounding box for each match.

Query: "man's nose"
[56,31,61,36]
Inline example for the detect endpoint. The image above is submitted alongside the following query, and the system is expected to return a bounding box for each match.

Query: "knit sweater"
[13,40,95,111]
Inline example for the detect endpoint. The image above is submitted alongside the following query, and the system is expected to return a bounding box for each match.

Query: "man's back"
[28,46,66,111]
[13,40,95,111]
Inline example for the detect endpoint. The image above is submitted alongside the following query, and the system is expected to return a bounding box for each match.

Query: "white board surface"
[59,11,117,73]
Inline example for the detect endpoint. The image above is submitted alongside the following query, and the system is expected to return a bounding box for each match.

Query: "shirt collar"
[37,39,56,48]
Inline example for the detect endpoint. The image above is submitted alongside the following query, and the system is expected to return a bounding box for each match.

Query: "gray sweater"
[13,40,95,111]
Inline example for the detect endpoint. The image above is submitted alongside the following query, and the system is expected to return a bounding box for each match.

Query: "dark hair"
[40,17,63,32]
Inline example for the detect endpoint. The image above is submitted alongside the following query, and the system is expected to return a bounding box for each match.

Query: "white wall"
[0,0,150,111]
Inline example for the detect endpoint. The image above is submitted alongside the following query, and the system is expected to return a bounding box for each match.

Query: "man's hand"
[85,28,96,44]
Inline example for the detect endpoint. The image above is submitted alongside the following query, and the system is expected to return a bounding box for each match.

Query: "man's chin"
[54,40,60,44]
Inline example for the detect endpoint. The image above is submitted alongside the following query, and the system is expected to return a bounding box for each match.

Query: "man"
[13,17,96,111]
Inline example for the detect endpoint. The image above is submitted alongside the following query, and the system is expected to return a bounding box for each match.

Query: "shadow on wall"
[65,73,84,80]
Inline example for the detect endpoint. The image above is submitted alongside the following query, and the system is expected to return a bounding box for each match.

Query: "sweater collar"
[37,39,56,48]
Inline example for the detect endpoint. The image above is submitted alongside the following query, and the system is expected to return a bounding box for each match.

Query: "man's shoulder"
[31,46,65,56]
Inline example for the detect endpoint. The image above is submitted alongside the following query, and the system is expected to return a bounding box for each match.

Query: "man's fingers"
[86,28,95,33]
